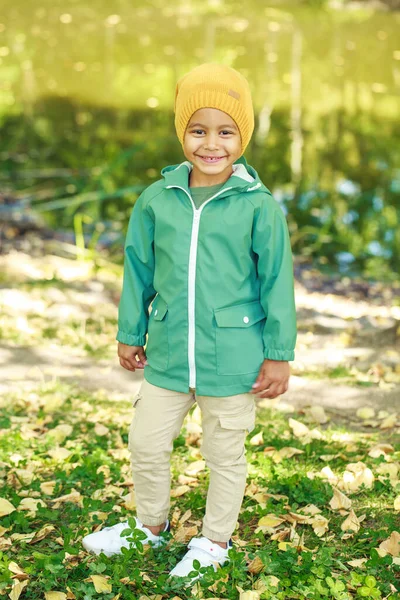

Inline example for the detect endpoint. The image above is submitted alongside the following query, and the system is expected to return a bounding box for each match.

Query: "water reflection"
[0,0,399,277]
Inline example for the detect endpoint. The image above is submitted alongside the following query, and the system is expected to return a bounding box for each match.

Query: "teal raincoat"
[117,156,296,397]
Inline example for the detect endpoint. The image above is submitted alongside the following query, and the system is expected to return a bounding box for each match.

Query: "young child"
[82,63,297,578]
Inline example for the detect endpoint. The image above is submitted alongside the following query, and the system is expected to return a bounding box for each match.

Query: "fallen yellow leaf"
[12,468,34,485]
[47,424,73,443]
[8,562,27,577]
[121,490,136,510]
[249,432,264,446]
[380,414,398,429]
[238,589,261,599]
[49,490,83,508]
[257,514,286,528]
[31,525,55,543]
[285,512,309,524]
[377,410,390,419]
[47,447,72,461]
[257,575,279,589]
[341,510,360,533]
[368,443,395,458]
[179,509,192,525]
[377,531,400,557]
[9,580,29,600]
[91,575,112,593]
[177,474,198,486]
[17,497,46,516]
[376,463,399,484]
[171,508,181,528]
[43,395,66,412]
[251,492,269,506]
[0,497,15,517]
[320,466,339,485]
[40,481,57,495]
[299,504,321,516]
[289,418,310,438]
[45,593,67,600]
[309,406,329,424]
[329,488,352,511]
[276,447,304,461]
[394,496,400,511]
[289,528,311,551]
[94,423,110,436]
[278,541,290,551]
[247,556,264,574]
[0,537,11,551]
[271,527,291,542]
[347,558,367,568]
[310,515,330,537]
[320,454,339,462]
[174,525,198,544]
[170,485,190,498]
[244,481,259,497]
[341,462,374,491]
[10,533,35,543]
[184,460,205,477]
[356,407,375,420]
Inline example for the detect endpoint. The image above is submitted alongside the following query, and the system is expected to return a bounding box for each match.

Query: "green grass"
[291,363,400,387]
[0,262,399,598]
[0,381,399,600]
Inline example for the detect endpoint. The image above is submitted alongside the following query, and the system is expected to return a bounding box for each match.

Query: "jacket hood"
[160,156,269,196]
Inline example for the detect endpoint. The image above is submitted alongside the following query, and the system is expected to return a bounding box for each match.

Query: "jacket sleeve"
[252,195,297,361]
[116,191,156,346]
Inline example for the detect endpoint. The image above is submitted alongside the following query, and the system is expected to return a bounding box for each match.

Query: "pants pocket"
[128,391,141,452]
[219,408,256,434]
[214,300,265,376]
[131,391,141,408]
[145,295,169,371]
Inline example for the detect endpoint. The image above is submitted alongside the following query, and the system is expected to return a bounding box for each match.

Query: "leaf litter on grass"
[1,255,400,598]
[1,383,399,599]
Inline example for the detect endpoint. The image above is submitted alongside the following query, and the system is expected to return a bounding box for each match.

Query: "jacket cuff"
[116,331,146,346]
[264,348,295,361]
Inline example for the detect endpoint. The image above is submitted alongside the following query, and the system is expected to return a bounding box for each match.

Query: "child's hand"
[250,359,290,398]
[118,343,148,371]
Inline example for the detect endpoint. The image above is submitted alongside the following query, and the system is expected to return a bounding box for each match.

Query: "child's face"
[183,108,242,185]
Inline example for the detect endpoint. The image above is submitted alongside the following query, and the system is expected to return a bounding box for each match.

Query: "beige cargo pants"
[128,379,256,543]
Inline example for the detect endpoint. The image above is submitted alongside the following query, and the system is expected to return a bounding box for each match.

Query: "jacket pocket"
[146,295,169,371]
[214,300,265,375]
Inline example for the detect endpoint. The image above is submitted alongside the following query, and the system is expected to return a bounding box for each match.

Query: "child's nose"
[203,132,220,148]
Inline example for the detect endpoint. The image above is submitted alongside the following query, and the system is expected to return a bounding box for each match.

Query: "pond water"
[1,0,399,277]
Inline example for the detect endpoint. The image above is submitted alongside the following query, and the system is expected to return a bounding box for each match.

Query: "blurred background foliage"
[0,0,399,279]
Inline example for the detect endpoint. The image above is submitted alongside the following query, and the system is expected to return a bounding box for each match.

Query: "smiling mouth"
[196,155,227,163]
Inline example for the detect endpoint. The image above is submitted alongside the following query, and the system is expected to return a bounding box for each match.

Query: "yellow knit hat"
[174,63,254,154]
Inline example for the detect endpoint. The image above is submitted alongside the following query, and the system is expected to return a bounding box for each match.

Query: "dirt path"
[0,252,399,418]
[1,343,398,414]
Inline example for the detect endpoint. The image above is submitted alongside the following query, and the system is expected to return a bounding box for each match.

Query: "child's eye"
[192,129,205,135]
[221,130,233,135]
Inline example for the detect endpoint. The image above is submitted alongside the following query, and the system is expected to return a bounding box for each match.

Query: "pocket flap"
[152,296,168,321]
[219,411,255,433]
[214,301,265,328]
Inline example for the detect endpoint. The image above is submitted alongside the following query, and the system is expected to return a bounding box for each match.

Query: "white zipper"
[166,184,232,389]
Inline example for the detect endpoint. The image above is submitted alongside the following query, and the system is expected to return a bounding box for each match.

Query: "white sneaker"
[82,517,169,557]
[169,536,232,578]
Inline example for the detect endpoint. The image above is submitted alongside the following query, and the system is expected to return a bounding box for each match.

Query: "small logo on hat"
[228,89,240,100]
